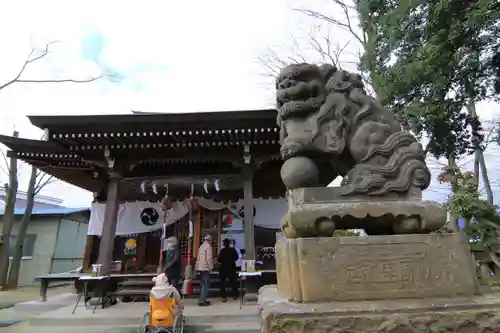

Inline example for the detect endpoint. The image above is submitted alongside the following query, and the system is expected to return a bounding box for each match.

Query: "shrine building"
[0,110,286,277]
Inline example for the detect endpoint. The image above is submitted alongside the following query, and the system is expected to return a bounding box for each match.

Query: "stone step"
[185,318,260,333]
[185,313,257,325]
[186,325,260,333]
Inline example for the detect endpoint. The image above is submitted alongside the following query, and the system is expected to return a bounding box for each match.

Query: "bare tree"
[5,167,56,289]
[257,1,374,94]
[294,0,367,51]
[0,41,105,287]
[0,131,19,287]
[258,28,355,74]
[473,118,500,204]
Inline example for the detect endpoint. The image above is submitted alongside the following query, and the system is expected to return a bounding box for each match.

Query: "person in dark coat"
[163,226,181,288]
[217,238,239,302]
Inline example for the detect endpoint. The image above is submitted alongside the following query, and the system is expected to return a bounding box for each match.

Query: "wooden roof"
[1,110,286,201]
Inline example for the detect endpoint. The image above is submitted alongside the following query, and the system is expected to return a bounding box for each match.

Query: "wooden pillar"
[217,212,222,253]
[243,167,255,260]
[82,235,94,271]
[193,209,202,258]
[96,176,121,275]
[136,233,148,270]
[242,166,258,300]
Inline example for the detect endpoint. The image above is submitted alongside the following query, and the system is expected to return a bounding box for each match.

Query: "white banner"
[88,197,287,236]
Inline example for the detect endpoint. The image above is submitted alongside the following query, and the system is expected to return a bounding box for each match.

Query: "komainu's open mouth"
[276,80,323,108]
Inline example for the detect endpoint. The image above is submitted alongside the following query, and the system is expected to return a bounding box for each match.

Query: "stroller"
[140,273,184,333]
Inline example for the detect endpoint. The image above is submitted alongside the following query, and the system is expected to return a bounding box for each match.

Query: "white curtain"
[88,197,288,235]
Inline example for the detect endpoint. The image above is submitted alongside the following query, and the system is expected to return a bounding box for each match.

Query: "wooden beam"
[82,235,94,270]
[193,208,202,258]
[217,211,222,255]
[243,167,256,260]
[96,176,121,275]
[136,233,148,270]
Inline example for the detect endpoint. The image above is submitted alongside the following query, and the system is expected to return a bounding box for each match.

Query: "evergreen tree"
[357,0,499,159]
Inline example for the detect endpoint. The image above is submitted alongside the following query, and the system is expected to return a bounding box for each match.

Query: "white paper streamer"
[188,220,194,238]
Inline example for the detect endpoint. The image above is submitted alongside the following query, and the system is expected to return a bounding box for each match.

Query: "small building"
[0,189,90,286]
[0,187,65,210]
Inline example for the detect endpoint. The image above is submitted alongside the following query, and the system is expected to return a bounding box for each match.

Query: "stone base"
[282,187,446,237]
[259,285,500,333]
[276,234,480,302]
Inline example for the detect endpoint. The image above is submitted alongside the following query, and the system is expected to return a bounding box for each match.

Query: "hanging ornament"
[152,183,158,195]
[203,179,209,193]
[214,179,221,192]
[140,181,146,193]
[188,220,194,238]
[164,184,169,198]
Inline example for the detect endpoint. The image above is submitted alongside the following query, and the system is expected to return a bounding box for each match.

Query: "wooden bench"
[35,273,83,302]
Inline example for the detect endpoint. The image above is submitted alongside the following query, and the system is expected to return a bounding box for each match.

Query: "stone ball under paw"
[281,156,319,189]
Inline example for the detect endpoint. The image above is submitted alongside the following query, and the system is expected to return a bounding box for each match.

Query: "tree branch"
[257,28,353,79]
[33,171,56,196]
[15,77,103,84]
[256,38,310,79]
[0,148,10,175]
[0,41,103,92]
[294,7,365,47]
[305,27,351,67]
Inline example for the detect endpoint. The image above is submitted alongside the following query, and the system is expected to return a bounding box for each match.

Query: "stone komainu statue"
[276,63,431,197]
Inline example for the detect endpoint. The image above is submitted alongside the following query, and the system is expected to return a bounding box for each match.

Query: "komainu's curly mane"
[309,68,372,155]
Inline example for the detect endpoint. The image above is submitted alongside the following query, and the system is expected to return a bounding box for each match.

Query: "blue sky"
[0,0,498,207]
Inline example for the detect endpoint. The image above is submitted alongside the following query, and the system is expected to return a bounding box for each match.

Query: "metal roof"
[28,109,277,131]
[0,207,90,217]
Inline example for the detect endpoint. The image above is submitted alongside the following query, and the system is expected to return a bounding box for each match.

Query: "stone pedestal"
[259,285,500,333]
[276,234,480,302]
[282,187,447,238]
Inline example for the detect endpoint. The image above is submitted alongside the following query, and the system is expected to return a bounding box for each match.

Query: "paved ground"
[0,284,73,307]
[0,292,260,333]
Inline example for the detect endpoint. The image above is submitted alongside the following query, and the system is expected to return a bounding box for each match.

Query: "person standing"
[195,234,213,306]
[163,234,181,288]
[218,238,239,302]
[231,239,243,271]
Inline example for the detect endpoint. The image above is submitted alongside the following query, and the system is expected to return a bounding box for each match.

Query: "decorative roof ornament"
[214,179,221,192]
[203,179,209,193]
[140,181,146,193]
[164,184,169,198]
[152,182,158,195]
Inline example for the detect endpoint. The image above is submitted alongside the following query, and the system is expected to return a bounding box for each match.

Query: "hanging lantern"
[161,196,173,210]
